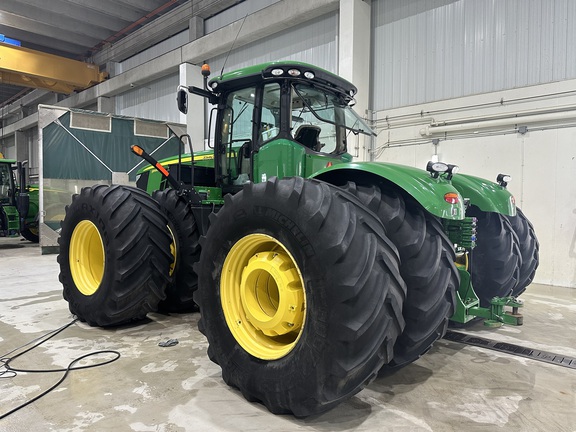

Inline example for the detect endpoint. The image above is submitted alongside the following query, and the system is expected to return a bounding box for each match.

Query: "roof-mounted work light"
[496,173,512,188]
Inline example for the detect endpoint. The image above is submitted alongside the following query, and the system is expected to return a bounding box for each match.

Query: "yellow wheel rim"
[167,225,177,276]
[69,220,105,296]
[221,233,306,360]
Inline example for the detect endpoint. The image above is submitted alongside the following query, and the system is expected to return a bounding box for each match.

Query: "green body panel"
[3,205,20,232]
[197,186,223,204]
[25,187,39,225]
[451,173,516,216]
[312,161,465,220]
[304,153,345,177]
[143,170,162,194]
[253,139,307,181]
[252,139,345,183]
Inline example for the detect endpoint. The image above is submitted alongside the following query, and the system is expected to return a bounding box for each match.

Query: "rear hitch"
[450,267,524,327]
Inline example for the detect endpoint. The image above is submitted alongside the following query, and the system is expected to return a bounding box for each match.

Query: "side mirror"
[177,89,188,114]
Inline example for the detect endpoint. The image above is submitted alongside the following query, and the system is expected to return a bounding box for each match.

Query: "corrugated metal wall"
[116,74,180,123]
[372,0,576,110]
[118,31,189,73]
[208,11,339,74]
[204,0,282,34]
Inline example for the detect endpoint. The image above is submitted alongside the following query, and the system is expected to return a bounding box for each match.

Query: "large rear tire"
[58,185,172,327]
[194,177,406,417]
[506,208,539,296]
[342,183,458,368]
[467,206,521,306]
[153,189,200,312]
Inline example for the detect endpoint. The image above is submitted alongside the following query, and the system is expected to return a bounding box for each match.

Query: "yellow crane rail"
[0,42,108,94]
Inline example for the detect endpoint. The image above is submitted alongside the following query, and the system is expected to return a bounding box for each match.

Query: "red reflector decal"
[156,163,169,177]
[444,192,459,204]
[326,162,333,167]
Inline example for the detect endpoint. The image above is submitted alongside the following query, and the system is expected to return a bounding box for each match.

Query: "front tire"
[342,183,458,368]
[467,206,521,306]
[58,185,172,327]
[195,177,406,417]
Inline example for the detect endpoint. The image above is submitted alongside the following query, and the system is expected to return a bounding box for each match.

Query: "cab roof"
[207,61,358,98]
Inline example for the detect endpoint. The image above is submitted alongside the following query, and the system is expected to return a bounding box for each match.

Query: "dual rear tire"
[194,177,407,417]
[341,183,458,368]
[58,185,172,327]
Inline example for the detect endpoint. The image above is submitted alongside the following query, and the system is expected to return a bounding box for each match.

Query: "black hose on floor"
[0,318,121,419]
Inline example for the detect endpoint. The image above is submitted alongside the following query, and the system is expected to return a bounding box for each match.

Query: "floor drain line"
[444,330,576,370]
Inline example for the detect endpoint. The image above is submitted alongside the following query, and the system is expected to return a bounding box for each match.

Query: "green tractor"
[0,157,39,243]
[57,62,539,417]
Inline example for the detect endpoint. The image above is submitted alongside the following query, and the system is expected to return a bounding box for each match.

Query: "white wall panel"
[372,0,576,110]
[204,0,282,34]
[207,11,338,75]
[115,74,180,123]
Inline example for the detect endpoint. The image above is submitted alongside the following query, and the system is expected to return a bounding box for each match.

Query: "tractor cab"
[178,62,374,194]
[0,159,16,206]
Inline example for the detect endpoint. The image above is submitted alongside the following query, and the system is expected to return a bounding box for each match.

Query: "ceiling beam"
[30,0,148,23]
[116,0,168,12]
[0,26,88,57]
[0,43,107,94]
[92,2,194,64]
[0,11,101,48]
[1,0,131,32]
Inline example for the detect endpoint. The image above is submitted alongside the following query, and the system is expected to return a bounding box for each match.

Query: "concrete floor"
[1,237,575,432]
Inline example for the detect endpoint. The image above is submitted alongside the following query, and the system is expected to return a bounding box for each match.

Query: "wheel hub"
[240,251,304,337]
[69,220,105,296]
[221,234,306,360]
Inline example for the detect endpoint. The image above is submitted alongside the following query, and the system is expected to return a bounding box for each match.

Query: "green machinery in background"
[0,157,39,242]
[57,62,539,417]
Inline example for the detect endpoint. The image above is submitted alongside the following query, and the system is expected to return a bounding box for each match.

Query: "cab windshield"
[292,84,375,136]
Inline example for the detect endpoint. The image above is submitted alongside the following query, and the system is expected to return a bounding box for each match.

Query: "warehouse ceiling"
[0,0,188,107]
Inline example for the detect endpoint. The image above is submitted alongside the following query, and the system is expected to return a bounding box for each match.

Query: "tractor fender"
[450,173,516,216]
[311,161,465,220]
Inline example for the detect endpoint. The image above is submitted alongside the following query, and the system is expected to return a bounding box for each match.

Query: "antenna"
[220,12,248,77]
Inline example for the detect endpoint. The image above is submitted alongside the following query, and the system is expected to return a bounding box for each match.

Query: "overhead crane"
[0,42,107,94]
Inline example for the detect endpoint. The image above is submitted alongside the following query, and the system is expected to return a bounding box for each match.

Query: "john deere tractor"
[0,157,39,243]
[58,62,538,417]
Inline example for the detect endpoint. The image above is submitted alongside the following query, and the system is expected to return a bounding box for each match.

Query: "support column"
[339,0,371,161]
[189,16,204,41]
[14,130,28,162]
[179,63,205,152]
